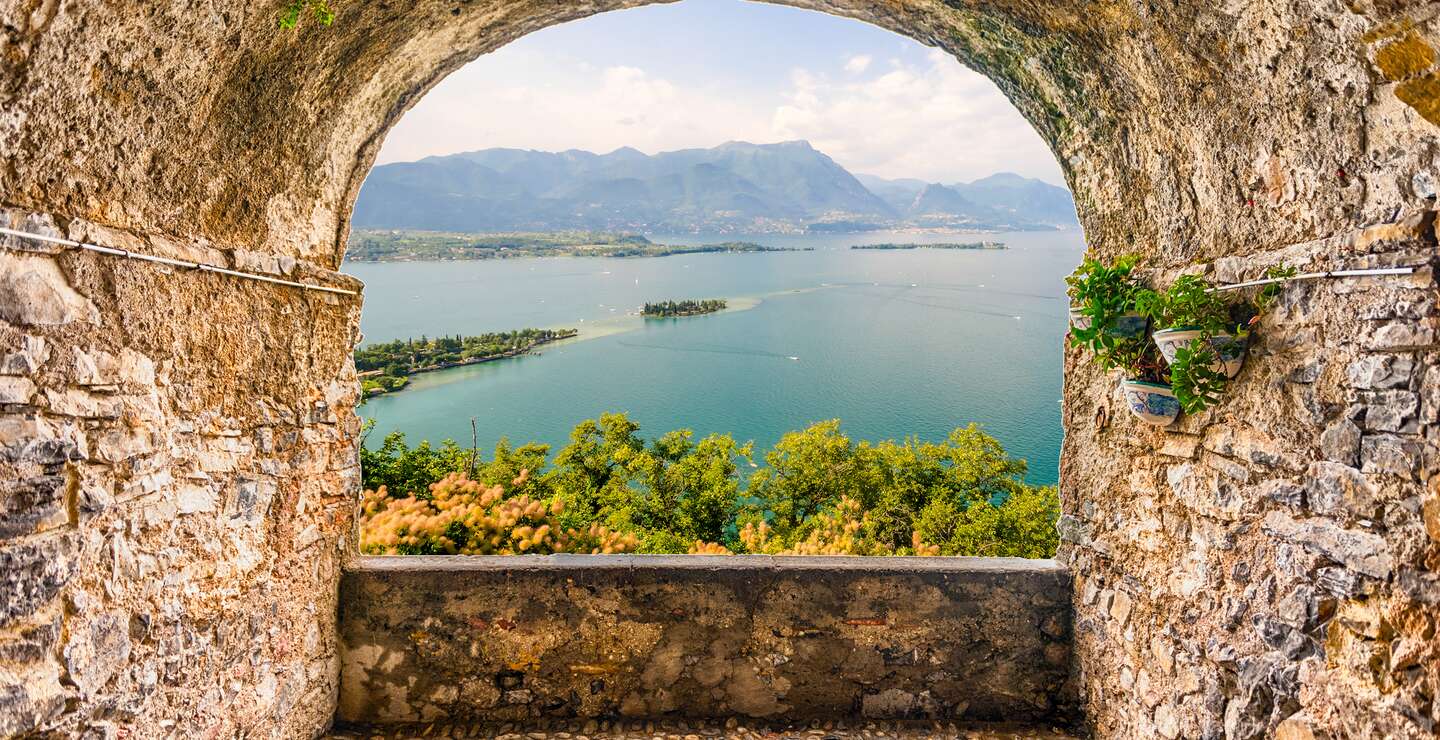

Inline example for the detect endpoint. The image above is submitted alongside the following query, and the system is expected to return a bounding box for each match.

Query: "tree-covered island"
[850,241,1007,250]
[641,299,728,318]
[356,328,578,396]
[347,230,810,262]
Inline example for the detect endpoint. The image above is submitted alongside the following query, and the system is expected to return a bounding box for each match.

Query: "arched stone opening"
[0,1,1437,738]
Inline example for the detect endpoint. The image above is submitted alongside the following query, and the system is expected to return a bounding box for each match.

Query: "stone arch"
[0,1,1437,738]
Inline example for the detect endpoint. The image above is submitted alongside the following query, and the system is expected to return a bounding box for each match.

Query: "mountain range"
[352,141,1077,233]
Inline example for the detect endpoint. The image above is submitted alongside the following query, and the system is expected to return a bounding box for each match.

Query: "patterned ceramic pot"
[1152,327,1248,378]
[1070,309,1148,338]
[1120,379,1180,426]
[1106,312,1150,339]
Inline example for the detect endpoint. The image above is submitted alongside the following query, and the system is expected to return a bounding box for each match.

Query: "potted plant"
[1109,333,1180,426]
[1137,266,1293,414]
[1066,254,1148,345]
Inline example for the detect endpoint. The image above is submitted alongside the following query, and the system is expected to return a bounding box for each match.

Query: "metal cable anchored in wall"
[1209,266,1418,292]
[0,226,359,296]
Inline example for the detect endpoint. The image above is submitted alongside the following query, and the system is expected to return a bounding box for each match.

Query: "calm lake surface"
[346,230,1085,485]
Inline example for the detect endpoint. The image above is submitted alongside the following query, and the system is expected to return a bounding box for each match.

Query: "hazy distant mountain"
[353,142,1076,233]
[855,172,1078,228]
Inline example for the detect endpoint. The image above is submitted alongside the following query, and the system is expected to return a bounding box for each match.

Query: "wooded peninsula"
[641,299,728,318]
[347,230,809,262]
[357,329,578,396]
[850,241,1007,250]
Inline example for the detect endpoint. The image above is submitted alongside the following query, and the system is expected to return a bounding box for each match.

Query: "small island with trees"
[850,241,1007,250]
[356,328,578,397]
[641,299,728,318]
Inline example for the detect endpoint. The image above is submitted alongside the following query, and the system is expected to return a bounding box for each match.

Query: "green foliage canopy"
[360,413,1059,558]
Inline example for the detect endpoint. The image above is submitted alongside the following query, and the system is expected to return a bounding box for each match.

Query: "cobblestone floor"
[327,719,1080,739]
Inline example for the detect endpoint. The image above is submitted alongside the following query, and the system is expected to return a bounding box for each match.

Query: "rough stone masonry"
[1,0,1438,738]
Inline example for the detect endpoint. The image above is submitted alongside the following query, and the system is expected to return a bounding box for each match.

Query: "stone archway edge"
[0,225,358,296]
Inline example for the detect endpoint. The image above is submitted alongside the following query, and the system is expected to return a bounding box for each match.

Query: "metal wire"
[0,225,1420,298]
[0,226,358,296]
[1208,266,1417,292]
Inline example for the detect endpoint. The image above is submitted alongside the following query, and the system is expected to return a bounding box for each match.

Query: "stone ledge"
[338,556,1075,727]
[348,554,1067,574]
[327,718,1081,739]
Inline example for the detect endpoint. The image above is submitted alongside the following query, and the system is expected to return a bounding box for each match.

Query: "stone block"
[0,475,69,537]
[1366,322,1436,350]
[1360,434,1422,477]
[1318,419,1360,466]
[0,679,66,737]
[1255,479,1305,509]
[1159,434,1200,459]
[1360,390,1418,432]
[1153,703,1180,738]
[44,389,120,419]
[0,252,99,326]
[176,484,217,515]
[1422,363,1440,423]
[227,479,276,524]
[73,348,157,388]
[0,376,36,404]
[63,611,132,698]
[1315,566,1371,598]
[1303,462,1378,520]
[0,616,60,664]
[1346,354,1414,389]
[0,336,47,376]
[0,534,80,625]
[1261,511,1393,579]
[1109,590,1134,624]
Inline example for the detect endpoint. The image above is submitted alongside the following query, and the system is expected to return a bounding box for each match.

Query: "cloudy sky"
[376,0,1063,185]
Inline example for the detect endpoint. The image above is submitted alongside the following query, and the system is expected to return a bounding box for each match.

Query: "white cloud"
[771,49,1063,184]
[377,45,1064,185]
[376,49,773,163]
[843,54,872,74]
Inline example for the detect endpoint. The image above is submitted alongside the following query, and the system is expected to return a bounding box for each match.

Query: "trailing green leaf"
[1066,253,1152,373]
[280,0,334,29]
[1169,342,1227,413]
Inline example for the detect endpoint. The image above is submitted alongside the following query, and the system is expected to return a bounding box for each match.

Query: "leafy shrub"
[358,414,1059,558]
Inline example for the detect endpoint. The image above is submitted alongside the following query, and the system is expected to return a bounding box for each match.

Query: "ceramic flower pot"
[1120,379,1180,426]
[1152,327,1248,378]
[1070,308,1147,338]
[1105,312,1150,339]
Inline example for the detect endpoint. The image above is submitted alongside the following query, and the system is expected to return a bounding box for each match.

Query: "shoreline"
[358,296,769,400]
[360,330,579,399]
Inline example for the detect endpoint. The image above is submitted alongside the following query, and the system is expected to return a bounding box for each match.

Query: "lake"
[347,229,1085,485]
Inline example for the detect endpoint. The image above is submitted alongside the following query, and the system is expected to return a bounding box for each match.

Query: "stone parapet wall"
[0,208,364,737]
[1058,210,1440,739]
[337,556,1076,727]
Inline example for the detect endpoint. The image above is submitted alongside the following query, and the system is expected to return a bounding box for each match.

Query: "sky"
[375,0,1064,186]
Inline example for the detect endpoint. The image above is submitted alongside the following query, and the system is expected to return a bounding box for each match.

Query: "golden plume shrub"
[360,472,638,555]
[732,497,940,556]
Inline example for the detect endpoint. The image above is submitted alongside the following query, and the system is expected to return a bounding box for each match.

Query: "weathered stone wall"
[0,208,364,737]
[1058,210,1440,739]
[337,556,1074,726]
[2,0,1439,738]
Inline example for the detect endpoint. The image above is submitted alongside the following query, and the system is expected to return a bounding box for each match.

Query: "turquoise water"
[347,230,1085,485]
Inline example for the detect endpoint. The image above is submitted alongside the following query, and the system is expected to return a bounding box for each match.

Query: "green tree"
[358,424,469,499]
[745,420,881,540]
[549,413,646,528]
